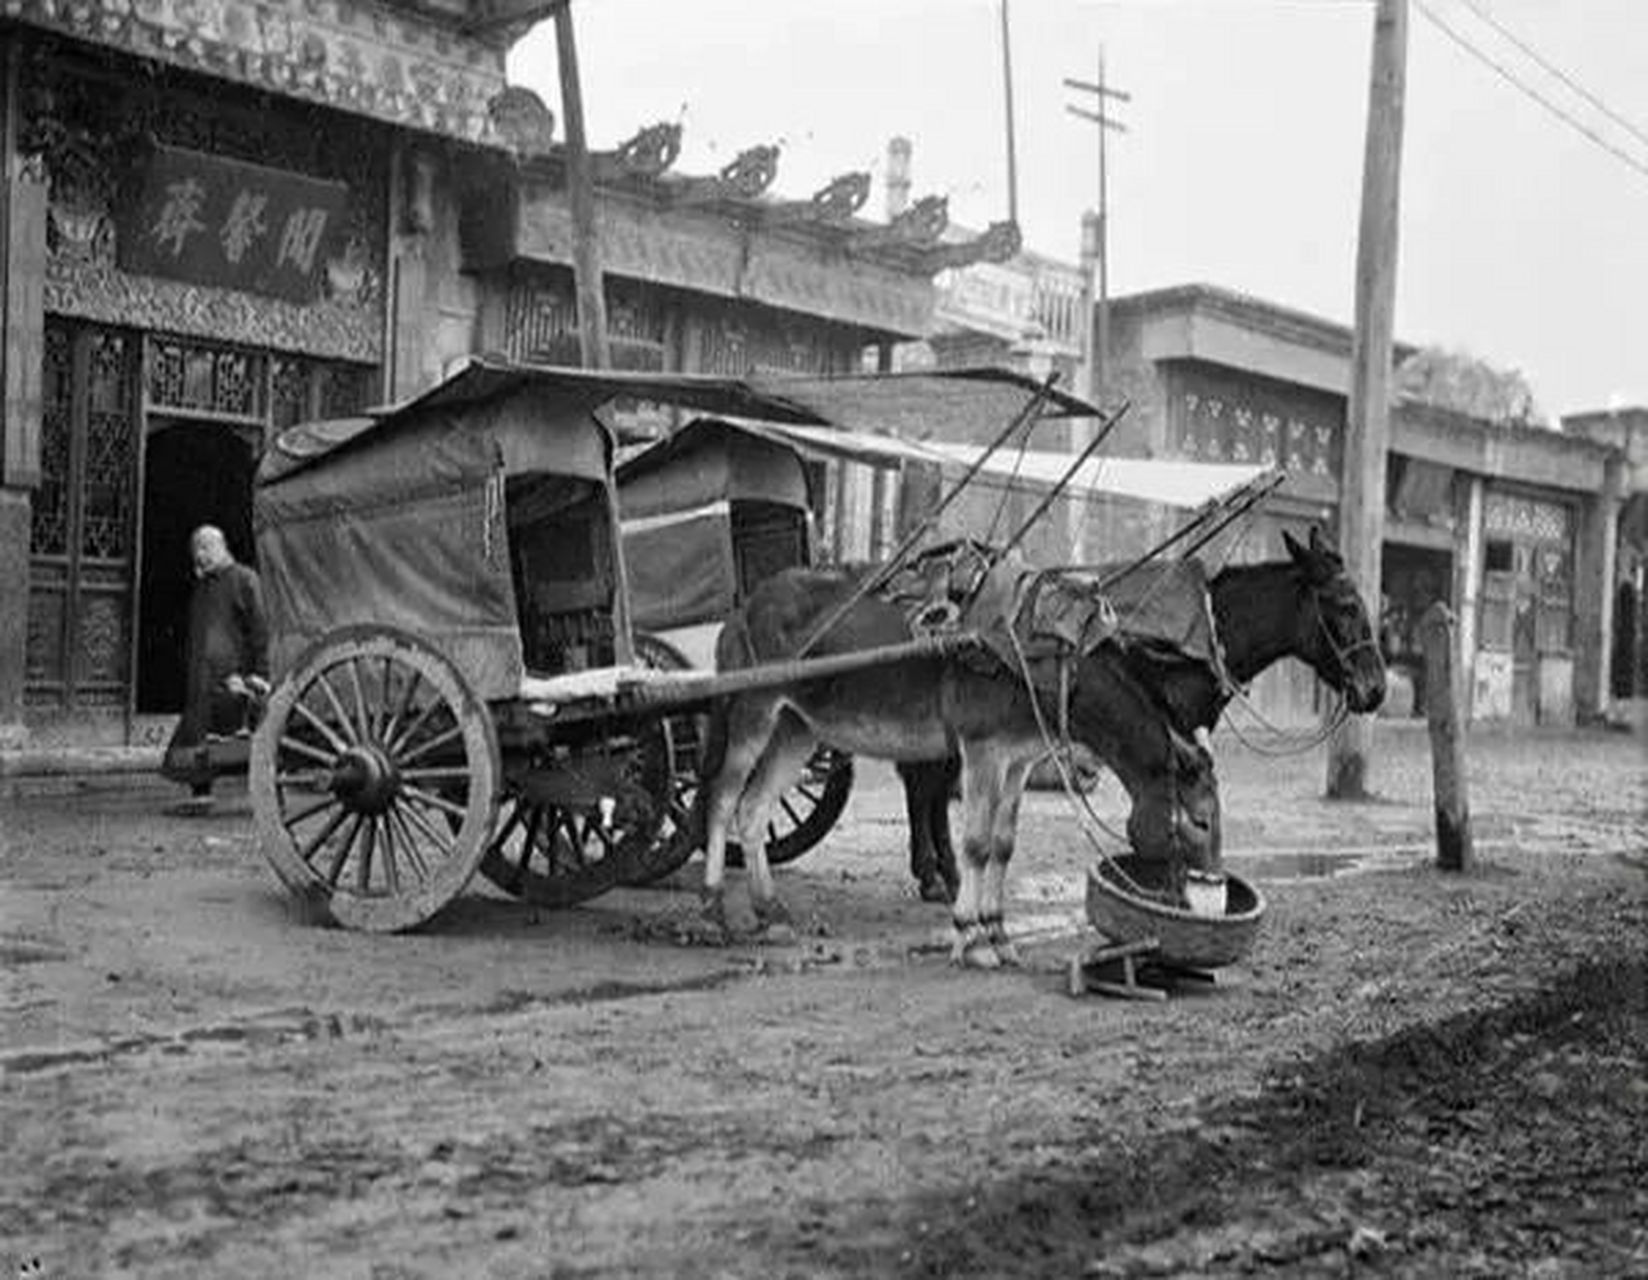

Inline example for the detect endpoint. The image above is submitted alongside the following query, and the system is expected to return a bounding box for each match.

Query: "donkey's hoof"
[917,876,956,905]
[951,927,1001,969]
[983,923,1022,967]
[698,892,732,946]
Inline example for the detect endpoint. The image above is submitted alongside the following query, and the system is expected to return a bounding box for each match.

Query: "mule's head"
[1123,732,1222,900]
[1065,647,1222,892]
[1284,527,1386,714]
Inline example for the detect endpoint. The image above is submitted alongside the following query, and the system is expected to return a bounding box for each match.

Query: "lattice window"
[81,332,137,560]
[507,276,578,363]
[318,363,374,419]
[148,338,265,419]
[270,354,312,432]
[31,325,74,557]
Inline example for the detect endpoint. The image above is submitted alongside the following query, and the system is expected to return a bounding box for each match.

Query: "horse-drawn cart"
[248,359,1099,932]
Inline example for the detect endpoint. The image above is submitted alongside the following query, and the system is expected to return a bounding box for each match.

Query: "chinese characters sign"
[117,145,350,305]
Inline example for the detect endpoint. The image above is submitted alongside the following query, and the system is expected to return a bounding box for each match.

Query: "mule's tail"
[686,614,758,849]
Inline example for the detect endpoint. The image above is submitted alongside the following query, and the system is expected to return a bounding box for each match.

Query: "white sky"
[509,0,1648,418]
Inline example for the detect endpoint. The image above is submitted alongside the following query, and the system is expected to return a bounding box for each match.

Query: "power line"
[1454,0,1648,153]
[1415,0,1648,185]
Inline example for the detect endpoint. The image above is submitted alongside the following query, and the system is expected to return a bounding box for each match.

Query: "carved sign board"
[116,145,349,305]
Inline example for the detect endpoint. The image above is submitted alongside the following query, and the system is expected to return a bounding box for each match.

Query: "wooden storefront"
[0,0,527,749]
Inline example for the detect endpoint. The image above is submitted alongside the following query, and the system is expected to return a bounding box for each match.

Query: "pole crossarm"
[1062,77,1132,102]
[1066,106,1128,131]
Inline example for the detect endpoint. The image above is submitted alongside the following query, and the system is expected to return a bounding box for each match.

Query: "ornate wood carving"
[848,194,949,252]
[670,144,780,206]
[915,219,1023,273]
[764,172,870,227]
[487,85,556,160]
[5,0,513,148]
[591,122,682,183]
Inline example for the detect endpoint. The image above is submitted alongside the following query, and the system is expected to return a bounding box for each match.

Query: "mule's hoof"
[917,876,955,905]
[699,892,732,945]
[951,929,1001,969]
[990,940,1023,968]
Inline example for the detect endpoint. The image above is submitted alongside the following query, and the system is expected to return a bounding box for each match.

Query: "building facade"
[0,10,1014,752]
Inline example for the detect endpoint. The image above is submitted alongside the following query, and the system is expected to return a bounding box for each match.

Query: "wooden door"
[25,320,140,722]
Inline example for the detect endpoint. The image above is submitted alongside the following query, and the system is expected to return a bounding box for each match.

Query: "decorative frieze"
[3,0,514,147]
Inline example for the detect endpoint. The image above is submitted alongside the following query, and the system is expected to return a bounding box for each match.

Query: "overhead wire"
[1415,0,1648,184]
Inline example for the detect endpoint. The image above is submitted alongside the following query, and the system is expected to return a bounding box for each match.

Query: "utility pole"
[1000,0,1019,226]
[1327,0,1408,799]
[1065,50,1129,402]
[553,0,610,369]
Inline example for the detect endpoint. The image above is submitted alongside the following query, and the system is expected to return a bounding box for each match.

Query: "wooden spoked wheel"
[476,716,674,908]
[250,625,500,933]
[622,631,854,885]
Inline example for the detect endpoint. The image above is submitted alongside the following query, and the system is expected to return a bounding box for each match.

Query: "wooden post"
[552,0,609,370]
[1326,0,1408,799]
[1421,602,1473,872]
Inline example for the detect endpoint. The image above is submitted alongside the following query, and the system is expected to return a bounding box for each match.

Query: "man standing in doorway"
[161,525,270,814]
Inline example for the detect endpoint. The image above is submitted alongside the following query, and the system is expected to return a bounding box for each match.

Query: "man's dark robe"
[161,562,270,790]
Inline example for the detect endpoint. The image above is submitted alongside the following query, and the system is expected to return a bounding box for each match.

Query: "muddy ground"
[2,723,1645,1278]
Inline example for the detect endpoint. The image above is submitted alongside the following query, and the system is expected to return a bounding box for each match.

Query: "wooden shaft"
[1327,0,1408,799]
[1421,603,1473,871]
[626,632,980,710]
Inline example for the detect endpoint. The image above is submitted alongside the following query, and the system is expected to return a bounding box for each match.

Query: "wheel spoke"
[794,782,823,804]
[403,781,468,821]
[296,805,351,864]
[399,766,473,784]
[399,793,458,860]
[386,804,431,881]
[380,668,423,749]
[386,689,441,758]
[515,805,545,891]
[325,816,364,886]
[283,792,341,827]
[398,724,464,769]
[378,816,401,895]
[312,670,360,746]
[282,717,343,765]
[346,658,374,745]
[276,768,333,791]
[486,799,526,857]
[356,817,377,892]
[779,796,804,829]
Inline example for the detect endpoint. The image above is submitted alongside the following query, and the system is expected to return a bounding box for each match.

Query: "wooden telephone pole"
[1326,0,1408,799]
[1065,49,1129,402]
[552,0,610,369]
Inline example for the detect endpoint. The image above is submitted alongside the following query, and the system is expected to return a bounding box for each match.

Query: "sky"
[508,0,1648,419]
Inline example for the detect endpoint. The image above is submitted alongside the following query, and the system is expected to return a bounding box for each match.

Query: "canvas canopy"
[618,418,817,632]
[253,358,1105,699]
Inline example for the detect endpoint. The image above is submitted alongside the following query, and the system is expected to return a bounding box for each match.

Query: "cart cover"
[618,419,814,631]
[255,385,612,699]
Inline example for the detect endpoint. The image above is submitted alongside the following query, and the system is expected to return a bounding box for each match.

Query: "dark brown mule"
[697,565,1221,968]
[902,526,1387,901]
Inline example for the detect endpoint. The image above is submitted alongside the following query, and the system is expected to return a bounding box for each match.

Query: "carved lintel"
[764,171,870,227]
[670,143,780,206]
[591,122,683,183]
[917,220,1023,273]
[847,194,949,253]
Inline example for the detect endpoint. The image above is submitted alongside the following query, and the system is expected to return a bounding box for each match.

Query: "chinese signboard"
[117,144,350,305]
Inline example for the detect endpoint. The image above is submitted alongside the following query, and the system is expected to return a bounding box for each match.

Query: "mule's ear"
[1283,530,1307,563]
[1309,525,1328,553]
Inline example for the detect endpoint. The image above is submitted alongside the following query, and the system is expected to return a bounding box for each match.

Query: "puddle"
[1230,851,1370,881]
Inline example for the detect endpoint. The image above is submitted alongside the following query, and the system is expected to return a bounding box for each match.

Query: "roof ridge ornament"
[764,172,871,227]
[592,121,683,182]
[671,143,781,206]
[847,193,950,252]
[918,220,1023,272]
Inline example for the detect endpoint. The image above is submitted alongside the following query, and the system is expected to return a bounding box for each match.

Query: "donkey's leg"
[701,694,784,939]
[930,755,962,902]
[732,710,816,941]
[900,762,954,904]
[979,755,1035,967]
[951,743,1007,969]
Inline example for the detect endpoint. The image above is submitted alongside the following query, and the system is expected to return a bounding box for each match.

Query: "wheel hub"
[330,745,401,815]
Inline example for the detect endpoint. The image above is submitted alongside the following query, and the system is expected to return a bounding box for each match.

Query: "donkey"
[902,527,1387,901]
[696,563,1221,969]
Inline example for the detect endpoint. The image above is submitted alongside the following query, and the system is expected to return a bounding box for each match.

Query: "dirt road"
[3,724,1645,1278]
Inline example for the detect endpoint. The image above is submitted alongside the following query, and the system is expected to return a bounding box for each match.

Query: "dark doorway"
[1614,578,1641,700]
[136,421,259,713]
[1379,544,1453,716]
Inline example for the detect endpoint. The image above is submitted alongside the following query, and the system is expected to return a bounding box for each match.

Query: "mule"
[903,527,1387,901]
[696,564,1221,968]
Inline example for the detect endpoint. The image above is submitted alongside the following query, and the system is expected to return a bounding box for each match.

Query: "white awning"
[751,421,1275,512]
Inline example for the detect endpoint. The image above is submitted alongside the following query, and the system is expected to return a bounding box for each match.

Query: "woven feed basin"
[1085,856,1267,970]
